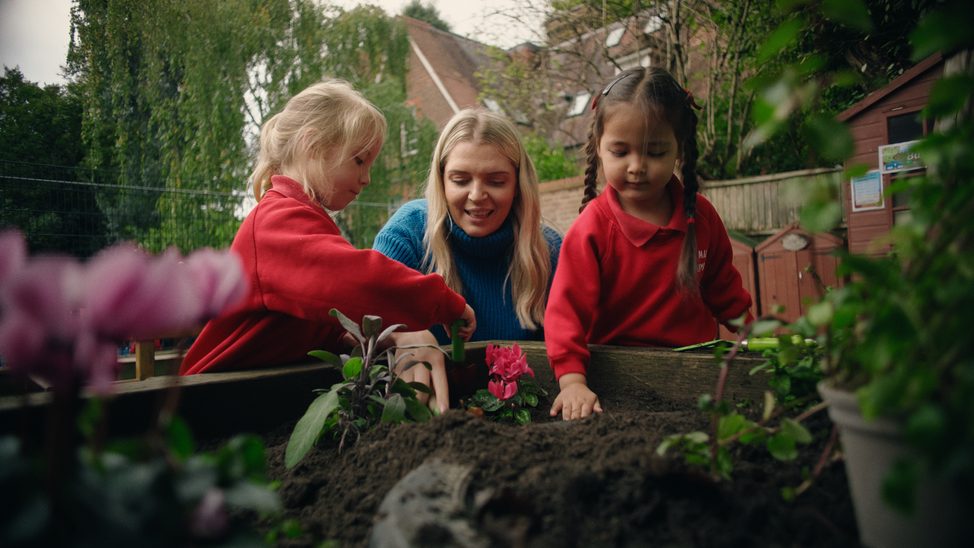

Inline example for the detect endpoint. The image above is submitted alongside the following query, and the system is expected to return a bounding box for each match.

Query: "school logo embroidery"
[697,249,707,273]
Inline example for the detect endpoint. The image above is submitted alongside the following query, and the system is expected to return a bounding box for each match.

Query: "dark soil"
[258,386,858,547]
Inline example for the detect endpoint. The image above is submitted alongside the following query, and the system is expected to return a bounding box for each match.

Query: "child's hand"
[448,304,476,341]
[391,330,450,414]
[550,373,603,421]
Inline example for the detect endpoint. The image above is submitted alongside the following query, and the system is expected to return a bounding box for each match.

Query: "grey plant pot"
[817,381,969,548]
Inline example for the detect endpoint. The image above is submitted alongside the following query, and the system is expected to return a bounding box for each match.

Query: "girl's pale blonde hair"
[250,79,386,202]
[423,108,552,330]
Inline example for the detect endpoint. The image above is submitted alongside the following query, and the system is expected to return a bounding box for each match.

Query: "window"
[616,51,652,72]
[483,98,503,114]
[885,110,929,226]
[644,15,663,34]
[399,121,418,158]
[567,92,591,117]
[605,27,625,47]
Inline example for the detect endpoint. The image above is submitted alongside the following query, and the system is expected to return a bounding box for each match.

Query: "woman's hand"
[391,330,450,414]
[550,373,603,421]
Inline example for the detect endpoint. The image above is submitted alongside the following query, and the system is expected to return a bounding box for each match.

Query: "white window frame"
[644,15,663,34]
[605,27,625,47]
[567,91,591,117]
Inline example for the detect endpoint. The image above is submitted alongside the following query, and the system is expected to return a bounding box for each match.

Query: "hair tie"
[686,216,696,225]
[685,88,703,111]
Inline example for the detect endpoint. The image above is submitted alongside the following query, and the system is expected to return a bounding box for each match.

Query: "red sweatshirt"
[544,179,752,380]
[180,176,466,374]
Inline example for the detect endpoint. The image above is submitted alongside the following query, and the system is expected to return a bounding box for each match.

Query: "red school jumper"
[544,179,752,380]
[180,176,466,374]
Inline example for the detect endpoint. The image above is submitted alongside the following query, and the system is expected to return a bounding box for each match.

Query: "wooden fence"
[539,167,845,237]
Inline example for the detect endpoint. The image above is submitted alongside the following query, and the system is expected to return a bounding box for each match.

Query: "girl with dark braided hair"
[545,67,752,421]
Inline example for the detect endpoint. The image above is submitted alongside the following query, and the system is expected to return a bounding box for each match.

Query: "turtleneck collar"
[448,214,515,259]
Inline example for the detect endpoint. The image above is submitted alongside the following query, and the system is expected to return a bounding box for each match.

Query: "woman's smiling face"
[443,141,518,237]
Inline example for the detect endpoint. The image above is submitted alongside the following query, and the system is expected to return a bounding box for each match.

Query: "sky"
[0,0,543,87]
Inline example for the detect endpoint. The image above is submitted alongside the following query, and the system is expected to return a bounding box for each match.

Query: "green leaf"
[881,458,918,514]
[910,6,974,61]
[308,350,343,367]
[408,381,431,394]
[804,114,853,163]
[924,75,974,119]
[285,390,341,469]
[376,322,406,346]
[381,394,407,423]
[450,319,466,362]
[822,0,872,32]
[329,308,364,343]
[342,357,363,380]
[806,301,833,327]
[223,482,282,514]
[522,392,539,407]
[361,315,383,339]
[780,418,812,444]
[166,416,196,461]
[718,413,747,439]
[514,408,531,425]
[716,447,733,479]
[405,397,432,423]
[767,432,798,461]
[800,200,843,233]
[757,18,805,62]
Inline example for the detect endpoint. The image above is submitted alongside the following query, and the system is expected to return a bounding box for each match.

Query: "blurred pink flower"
[0,229,27,286]
[190,488,229,539]
[83,245,203,340]
[0,237,248,394]
[185,248,248,319]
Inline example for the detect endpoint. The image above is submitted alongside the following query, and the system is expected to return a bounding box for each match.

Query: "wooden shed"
[756,224,844,323]
[719,234,759,340]
[837,53,943,256]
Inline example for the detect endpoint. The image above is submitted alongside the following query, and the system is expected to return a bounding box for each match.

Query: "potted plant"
[798,37,974,548]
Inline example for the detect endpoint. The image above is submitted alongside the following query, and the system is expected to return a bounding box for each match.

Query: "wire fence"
[1,159,408,256]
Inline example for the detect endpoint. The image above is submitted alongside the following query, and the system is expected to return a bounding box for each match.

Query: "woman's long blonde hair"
[250,80,386,202]
[423,109,552,330]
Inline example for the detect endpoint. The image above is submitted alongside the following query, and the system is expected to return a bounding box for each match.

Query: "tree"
[68,0,437,251]
[0,68,107,257]
[402,0,451,32]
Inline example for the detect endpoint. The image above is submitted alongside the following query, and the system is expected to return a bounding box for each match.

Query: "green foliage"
[68,1,435,252]
[465,375,548,425]
[402,0,452,32]
[285,309,436,468]
[1,404,280,545]
[0,68,108,257]
[522,133,580,182]
[746,0,974,512]
[658,332,823,481]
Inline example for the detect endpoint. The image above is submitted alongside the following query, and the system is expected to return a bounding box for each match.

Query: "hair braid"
[677,108,701,293]
[579,121,601,213]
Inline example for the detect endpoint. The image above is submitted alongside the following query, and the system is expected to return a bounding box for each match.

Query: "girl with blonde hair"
[373,108,561,409]
[182,80,475,375]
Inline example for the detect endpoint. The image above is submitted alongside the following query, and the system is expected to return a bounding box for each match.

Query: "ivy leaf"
[381,394,407,423]
[285,390,340,469]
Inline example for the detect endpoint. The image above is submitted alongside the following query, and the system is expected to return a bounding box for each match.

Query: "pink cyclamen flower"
[488,377,519,401]
[486,343,534,382]
[185,248,248,319]
[0,229,27,287]
[83,245,204,340]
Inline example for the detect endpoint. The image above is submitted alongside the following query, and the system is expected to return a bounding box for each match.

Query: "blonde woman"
[374,108,561,409]
[181,80,475,375]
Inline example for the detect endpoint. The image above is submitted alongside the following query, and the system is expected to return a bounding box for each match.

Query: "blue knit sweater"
[373,199,562,344]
